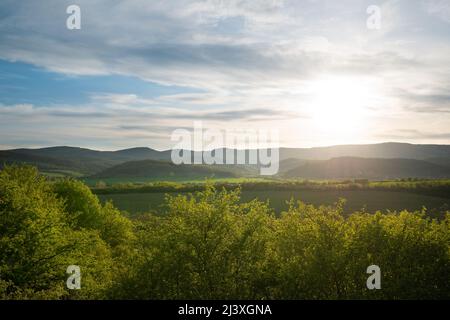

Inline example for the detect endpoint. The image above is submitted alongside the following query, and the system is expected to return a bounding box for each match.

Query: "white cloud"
[424,0,450,23]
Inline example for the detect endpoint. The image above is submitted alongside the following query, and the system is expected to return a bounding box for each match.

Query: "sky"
[0,0,449,150]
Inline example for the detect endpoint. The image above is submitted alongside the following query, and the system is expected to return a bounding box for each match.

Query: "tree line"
[91,178,450,199]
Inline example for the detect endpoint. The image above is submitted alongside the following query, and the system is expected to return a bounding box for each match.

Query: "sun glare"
[308,76,377,138]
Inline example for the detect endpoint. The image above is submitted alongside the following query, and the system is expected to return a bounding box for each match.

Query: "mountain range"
[1,142,450,180]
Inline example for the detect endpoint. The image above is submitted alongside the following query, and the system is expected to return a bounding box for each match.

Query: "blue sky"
[0,60,198,106]
[0,0,449,150]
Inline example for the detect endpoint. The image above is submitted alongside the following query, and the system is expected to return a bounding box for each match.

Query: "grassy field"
[97,189,449,217]
[93,178,450,216]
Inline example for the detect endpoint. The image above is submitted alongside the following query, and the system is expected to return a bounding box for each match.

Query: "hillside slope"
[91,160,240,180]
[0,146,171,175]
[279,142,450,161]
[284,157,450,180]
[2,143,450,178]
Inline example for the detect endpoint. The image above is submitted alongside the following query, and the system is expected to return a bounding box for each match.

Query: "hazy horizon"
[2,141,450,153]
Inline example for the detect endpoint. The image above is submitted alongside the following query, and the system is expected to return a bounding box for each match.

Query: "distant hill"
[0,146,171,175]
[91,159,239,180]
[107,147,172,161]
[278,158,308,174]
[284,157,450,180]
[278,142,450,161]
[426,157,450,168]
[1,143,450,179]
[0,150,84,175]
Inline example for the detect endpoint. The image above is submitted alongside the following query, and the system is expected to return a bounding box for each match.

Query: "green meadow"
[97,189,449,217]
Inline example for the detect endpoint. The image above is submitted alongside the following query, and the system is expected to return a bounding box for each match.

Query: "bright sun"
[308,76,377,138]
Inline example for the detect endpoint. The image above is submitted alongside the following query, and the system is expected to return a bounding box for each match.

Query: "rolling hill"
[0,149,84,176]
[0,146,171,175]
[2,143,450,179]
[90,159,240,180]
[278,142,450,161]
[284,157,450,180]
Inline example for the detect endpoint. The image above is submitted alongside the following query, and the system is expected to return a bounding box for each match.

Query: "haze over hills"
[284,157,450,180]
[278,142,450,161]
[92,155,450,181]
[0,146,172,175]
[91,160,239,180]
[1,142,450,180]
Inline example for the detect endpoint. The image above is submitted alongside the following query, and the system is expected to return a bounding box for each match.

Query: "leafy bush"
[1,166,449,299]
[111,186,450,299]
[53,179,134,247]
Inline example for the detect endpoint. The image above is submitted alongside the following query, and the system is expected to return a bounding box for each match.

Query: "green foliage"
[271,203,450,299]
[52,179,134,247]
[0,166,124,299]
[111,186,450,300]
[1,165,449,300]
[111,184,275,299]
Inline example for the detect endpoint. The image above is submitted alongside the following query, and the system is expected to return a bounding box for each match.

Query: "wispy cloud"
[377,129,450,141]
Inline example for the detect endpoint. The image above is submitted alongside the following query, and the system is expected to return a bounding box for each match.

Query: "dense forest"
[1,165,449,299]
